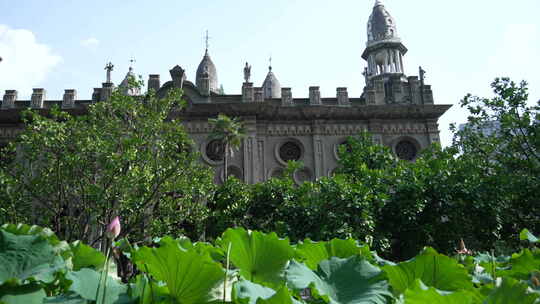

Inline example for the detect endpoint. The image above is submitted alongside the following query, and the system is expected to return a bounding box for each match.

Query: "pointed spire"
[268,56,272,71]
[204,30,210,55]
[375,0,383,6]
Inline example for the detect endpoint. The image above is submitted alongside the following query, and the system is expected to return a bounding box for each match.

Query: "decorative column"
[242,82,254,103]
[31,88,46,108]
[148,74,160,92]
[281,88,292,106]
[254,87,264,102]
[2,90,17,109]
[309,86,321,105]
[426,119,441,146]
[62,89,77,109]
[336,87,349,105]
[242,118,257,183]
[311,120,324,179]
[101,83,114,101]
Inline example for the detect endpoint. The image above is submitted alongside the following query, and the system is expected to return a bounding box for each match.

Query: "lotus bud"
[456,238,472,255]
[106,216,121,240]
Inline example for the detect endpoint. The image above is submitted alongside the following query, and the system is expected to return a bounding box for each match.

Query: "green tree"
[0,84,214,245]
[208,114,246,182]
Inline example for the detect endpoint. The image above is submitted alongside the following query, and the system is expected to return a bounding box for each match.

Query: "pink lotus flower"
[456,238,472,255]
[106,216,121,240]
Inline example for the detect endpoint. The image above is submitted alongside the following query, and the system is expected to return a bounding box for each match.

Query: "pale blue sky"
[1,0,539,145]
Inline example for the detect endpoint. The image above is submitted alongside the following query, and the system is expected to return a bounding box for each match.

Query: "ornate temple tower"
[362,0,406,77]
[118,61,141,96]
[361,0,433,106]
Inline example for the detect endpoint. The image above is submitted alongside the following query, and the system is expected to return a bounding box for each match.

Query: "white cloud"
[0,24,62,97]
[80,37,100,49]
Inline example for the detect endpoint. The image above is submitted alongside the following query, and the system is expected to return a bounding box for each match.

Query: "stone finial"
[281,88,292,106]
[244,62,251,83]
[169,65,187,89]
[309,86,321,105]
[148,74,160,92]
[31,88,46,108]
[337,87,349,105]
[104,62,114,83]
[242,82,254,103]
[254,87,264,102]
[2,90,17,109]
[62,89,77,108]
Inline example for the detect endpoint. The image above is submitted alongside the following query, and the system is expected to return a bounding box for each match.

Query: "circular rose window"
[395,140,417,161]
[279,141,302,162]
[206,140,225,162]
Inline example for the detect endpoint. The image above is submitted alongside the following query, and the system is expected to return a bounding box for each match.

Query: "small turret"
[261,59,281,99]
[119,59,141,96]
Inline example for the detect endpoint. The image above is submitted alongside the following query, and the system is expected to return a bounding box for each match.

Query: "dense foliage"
[207,78,540,259]
[0,85,214,246]
[1,224,540,303]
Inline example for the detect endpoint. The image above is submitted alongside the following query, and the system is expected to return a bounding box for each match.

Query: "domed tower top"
[367,0,399,44]
[261,62,281,99]
[119,60,141,96]
[362,0,407,77]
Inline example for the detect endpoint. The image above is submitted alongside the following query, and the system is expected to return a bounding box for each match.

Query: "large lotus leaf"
[498,249,540,280]
[483,277,539,304]
[520,229,540,244]
[0,230,65,284]
[232,280,301,304]
[43,293,88,304]
[217,228,294,288]
[383,247,472,295]
[286,256,392,304]
[402,279,475,304]
[232,279,280,304]
[1,223,70,256]
[70,241,106,271]
[131,236,224,304]
[0,283,46,304]
[256,287,296,304]
[176,237,224,262]
[66,268,128,304]
[128,274,170,304]
[295,238,372,270]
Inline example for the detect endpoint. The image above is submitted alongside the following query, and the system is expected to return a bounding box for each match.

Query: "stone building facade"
[0,1,450,184]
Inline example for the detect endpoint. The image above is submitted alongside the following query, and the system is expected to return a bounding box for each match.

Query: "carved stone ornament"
[395,140,417,161]
[279,141,302,162]
[206,139,225,162]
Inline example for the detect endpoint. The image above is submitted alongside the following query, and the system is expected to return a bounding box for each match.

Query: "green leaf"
[499,249,540,280]
[70,241,106,271]
[1,223,70,256]
[128,274,170,304]
[218,228,294,288]
[232,280,279,304]
[43,293,88,304]
[0,230,65,285]
[0,283,46,304]
[402,279,475,304]
[286,256,392,304]
[295,238,371,270]
[520,229,540,244]
[483,277,539,304]
[131,236,224,304]
[383,247,472,295]
[256,287,295,304]
[66,268,127,304]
